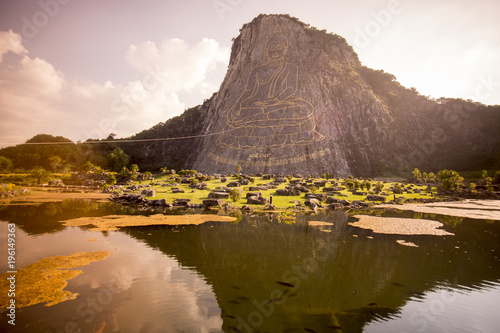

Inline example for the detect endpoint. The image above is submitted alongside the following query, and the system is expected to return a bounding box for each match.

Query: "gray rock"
[202,199,225,207]
[247,195,269,205]
[327,203,344,210]
[366,195,386,202]
[173,198,191,206]
[208,192,230,199]
[325,196,339,204]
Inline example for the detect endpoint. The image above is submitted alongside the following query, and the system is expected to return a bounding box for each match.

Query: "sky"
[0,0,499,147]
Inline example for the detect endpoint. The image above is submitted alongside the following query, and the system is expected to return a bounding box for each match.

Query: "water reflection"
[0,201,499,332]
[122,211,500,332]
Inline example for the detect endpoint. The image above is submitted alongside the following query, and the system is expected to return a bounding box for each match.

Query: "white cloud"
[0,30,28,62]
[125,37,229,93]
[0,31,230,146]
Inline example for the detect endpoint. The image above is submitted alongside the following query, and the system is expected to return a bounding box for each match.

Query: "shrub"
[106,173,117,185]
[309,185,318,193]
[393,183,403,194]
[373,182,384,193]
[229,188,241,202]
[437,169,463,191]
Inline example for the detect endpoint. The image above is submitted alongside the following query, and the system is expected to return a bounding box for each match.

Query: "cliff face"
[127,14,500,176]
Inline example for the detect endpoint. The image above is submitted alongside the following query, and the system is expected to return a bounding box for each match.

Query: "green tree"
[48,155,63,173]
[229,188,241,202]
[494,171,500,184]
[83,161,95,172]
[0,156,13,172]
[309,185,318,194]
[107,148,129,172]
[363,180,372,191]
[30,167,51,184]
[373,182,384,193]
[235,164,242,173]
[412,168,422,182]
[345,180,354,190]
[393,183,403,194]
[106,173,117,185]
[428,172,437,182]
[437,169,463,191]
[130,164,139,173]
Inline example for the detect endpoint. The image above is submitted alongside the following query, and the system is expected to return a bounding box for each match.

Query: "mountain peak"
[127,15,499,176]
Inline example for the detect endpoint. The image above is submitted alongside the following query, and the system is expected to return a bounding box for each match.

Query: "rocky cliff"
[126,14,500,176]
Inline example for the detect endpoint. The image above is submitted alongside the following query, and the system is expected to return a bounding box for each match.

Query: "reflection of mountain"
[0,200,135,235]
[122,212,500,332]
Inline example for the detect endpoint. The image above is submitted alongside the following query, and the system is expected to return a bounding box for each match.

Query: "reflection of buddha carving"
[218,25,324,150]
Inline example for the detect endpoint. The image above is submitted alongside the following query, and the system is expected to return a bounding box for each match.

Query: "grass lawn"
[125,174,437,209]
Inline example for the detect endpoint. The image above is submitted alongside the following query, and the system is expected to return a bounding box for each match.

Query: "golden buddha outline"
[218,24,324,150]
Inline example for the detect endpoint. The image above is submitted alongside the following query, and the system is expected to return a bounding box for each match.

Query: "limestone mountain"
[125,14,500,176]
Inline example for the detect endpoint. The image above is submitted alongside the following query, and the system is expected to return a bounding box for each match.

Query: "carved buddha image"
[218,25,324,150]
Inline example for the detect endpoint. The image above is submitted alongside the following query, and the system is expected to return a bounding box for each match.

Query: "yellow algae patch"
[0,251,109,308]
[396,240,419,247]
[88,238,98,242]
[61,214,237,231]
[350,215,454,236]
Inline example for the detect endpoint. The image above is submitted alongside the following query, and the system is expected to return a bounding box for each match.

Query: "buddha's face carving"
[266,41,287,61]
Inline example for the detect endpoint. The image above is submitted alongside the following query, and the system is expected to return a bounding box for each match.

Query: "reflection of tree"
[438,215,464,227]
[122,211,500,332]
[0,200,134,235]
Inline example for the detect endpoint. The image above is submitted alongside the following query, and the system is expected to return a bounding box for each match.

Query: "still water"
[1,200,499,332]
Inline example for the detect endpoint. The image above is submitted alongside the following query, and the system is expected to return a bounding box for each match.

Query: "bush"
[106,173,117,185]
[494,171,500,184]
[373,182,384,193]
[437,169,463,191]
[229,188,241,202]
[393,183,403,194]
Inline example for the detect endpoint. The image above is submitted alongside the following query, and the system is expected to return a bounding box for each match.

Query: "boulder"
[325,196,339,204]
[352,200,369,207]
[246,192,262,198]
[227,182,241,187]
[249,186,269,191]
[366,194,386,202]
[305,198,321,207]
[202,199,225,208]
[305,193,327,201]
[241,205,254,212]
[173,198,191,206]
[188,203,204,208]
[140,189,155,197]
[264,204,277,210]
[208,192,230,199]
[247,195,269,205]
[327,203,344,210]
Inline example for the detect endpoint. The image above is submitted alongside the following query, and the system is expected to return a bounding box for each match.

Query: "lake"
[1,199,499,332]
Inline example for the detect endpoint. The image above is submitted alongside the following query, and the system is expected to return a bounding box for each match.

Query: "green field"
[122,174,436,209]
